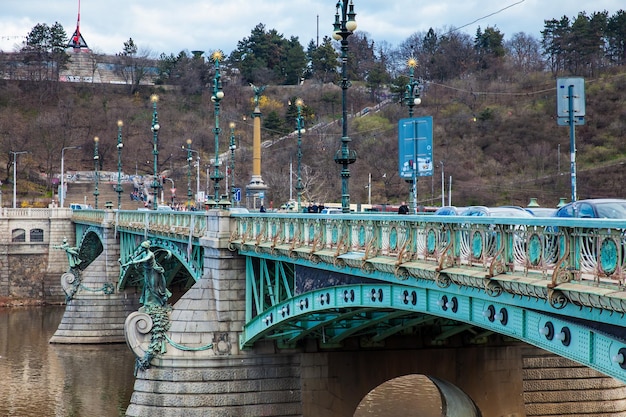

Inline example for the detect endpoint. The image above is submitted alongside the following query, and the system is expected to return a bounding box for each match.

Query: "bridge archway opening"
[353,374,480,417]
[119,242,196,305]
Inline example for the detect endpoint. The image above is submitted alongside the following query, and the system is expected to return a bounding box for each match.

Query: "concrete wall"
[0,208,74,301]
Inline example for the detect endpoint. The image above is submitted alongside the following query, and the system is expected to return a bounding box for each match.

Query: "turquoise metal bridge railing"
[229,213,626,290]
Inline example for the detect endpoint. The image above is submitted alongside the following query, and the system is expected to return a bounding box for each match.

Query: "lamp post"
[294,98,305,212]
[60,146,80,208]
[93,136,100,209]
[229,122,236,205]
[115,120,124,209]
[210,50,225,205]
[11,150,27,208]
[185,139,193,205]
[183,139,200,206]
[333,0,358,213]
[440,161,445,207]
[404,56,422,213]
[150,94,161,210]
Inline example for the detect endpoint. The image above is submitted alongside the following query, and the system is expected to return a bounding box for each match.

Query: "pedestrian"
[398,201,409,214]
[260,205,266,213]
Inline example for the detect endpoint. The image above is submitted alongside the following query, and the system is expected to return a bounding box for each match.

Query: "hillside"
[1,66,625,209]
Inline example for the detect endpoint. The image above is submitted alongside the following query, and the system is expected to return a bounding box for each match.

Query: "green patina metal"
[358,224,366,247]
[471,231,483,259]
[426,228,437,254]
[134,304,171,374]
[389,226,398,251]
[600,237,618,275]
[528,233,542,266]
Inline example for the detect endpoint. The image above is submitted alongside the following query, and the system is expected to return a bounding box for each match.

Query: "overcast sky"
[1,0,624,56]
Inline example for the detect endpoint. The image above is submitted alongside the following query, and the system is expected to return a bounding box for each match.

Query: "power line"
[444,0,526,36]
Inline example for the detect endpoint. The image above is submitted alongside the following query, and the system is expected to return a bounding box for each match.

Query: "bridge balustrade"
[73,209,207,240]
[229,213,626,311]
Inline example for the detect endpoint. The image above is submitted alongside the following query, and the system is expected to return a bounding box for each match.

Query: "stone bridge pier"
[124,211,301,416]
[50,211,139,343]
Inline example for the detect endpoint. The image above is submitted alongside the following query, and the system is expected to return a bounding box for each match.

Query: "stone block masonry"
[0,208,75,301]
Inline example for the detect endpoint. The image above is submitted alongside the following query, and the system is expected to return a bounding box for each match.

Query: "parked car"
[554,199,626,219]
[460,206,534,217]
[320,208,342,214]
[434,206,465,215]
[525,207,557,217]
[228,207,250,214]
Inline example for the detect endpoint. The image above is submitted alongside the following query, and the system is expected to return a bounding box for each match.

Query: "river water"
[0,306,136,417]
[1,306,454,417]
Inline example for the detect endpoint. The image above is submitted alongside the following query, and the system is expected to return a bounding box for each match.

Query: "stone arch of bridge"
[353,374,480,417]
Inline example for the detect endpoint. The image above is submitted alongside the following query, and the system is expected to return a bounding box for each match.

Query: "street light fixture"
[332,0,358,213]
[294,98,306,212]
[229,122,236,205]
[60,145,81,208]
[182,140,201,206]
[115,120,124,209]
[11,150,27,208]
[93,136,100,209]
[150,94,161,210]
[404,56,423,213]
[210,50,225,206]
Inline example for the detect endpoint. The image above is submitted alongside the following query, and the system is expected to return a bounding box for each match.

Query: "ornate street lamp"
[93,136,100,209]
[332,0,358,213]
[210,50,225,206]
[150,94,161,210]
[404,57,423,213]
[404,57,422,117]
[185,138,193,206]
[115,120,124,209]
[229,122,236,205]
[294,98,305,212]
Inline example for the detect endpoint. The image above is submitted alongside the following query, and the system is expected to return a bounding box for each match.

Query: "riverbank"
[0,296,58,307]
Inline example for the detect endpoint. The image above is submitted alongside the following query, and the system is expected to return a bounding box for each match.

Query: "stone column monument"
[245,84,268,209]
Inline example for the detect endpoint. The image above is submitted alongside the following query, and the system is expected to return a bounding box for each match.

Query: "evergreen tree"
[306,37,338,83]
[606,10,626,65]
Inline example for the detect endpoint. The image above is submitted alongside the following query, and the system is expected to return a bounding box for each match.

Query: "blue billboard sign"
[398,116,433,179]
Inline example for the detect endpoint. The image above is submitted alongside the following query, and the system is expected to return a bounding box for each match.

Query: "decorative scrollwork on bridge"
[61,272,81,301]
[548,288,569,309]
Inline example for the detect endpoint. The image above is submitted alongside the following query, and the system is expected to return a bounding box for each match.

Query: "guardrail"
[72,209,207,239]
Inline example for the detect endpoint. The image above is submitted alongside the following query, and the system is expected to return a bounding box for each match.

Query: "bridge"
[53,209,626,416]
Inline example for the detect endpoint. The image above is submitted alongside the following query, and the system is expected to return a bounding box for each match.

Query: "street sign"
[557,77,585,118]
[234,187,241,202]
[398,116,433,179]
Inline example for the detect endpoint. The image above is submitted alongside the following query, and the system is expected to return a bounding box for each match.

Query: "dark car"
[460,206,534,218]
[554,199,626,219]
[525,207,557,217]
[434,206,465,215]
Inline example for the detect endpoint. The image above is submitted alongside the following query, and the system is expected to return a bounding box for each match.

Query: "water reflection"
[0,306,135,417]
[354,374,443,417]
